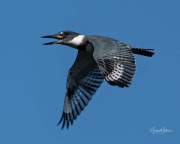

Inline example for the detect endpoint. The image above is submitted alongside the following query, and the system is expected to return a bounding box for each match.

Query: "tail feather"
[131,48,155,57]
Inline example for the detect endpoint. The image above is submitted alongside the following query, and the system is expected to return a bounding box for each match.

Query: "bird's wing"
[91,39,136,87]
[58,50,104,129]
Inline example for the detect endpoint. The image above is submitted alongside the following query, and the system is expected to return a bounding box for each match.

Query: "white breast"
[70,35,85,46]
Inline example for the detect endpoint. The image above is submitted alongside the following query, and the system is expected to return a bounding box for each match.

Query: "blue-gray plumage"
[42,31,154,129]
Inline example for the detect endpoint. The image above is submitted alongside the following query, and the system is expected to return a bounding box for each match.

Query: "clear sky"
[0,0,179,143]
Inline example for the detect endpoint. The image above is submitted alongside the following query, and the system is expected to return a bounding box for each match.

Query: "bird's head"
[42,31,87,48]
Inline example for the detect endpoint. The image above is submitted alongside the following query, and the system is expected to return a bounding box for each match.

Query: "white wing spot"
[113,56,120,59]
[107,63,124,81]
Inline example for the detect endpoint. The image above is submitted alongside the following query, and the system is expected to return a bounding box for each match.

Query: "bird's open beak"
[42,34,63,45]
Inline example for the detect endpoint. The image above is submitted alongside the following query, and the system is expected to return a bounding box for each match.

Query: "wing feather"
[58,50,104,129]
[91,40,136,87]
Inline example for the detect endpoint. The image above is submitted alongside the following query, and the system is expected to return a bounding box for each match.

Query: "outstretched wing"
[58,50,104,129]
[91,39,136,87]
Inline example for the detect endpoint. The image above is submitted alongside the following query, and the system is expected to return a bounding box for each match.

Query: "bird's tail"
[131,48,155,57]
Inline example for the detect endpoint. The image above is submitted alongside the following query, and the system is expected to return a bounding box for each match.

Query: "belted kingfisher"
[42,31,154,129]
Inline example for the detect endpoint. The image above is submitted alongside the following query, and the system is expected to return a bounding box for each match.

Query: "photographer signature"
[149,126,174,135]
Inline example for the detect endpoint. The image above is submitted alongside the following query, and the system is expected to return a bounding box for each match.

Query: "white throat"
[70,35,85,46]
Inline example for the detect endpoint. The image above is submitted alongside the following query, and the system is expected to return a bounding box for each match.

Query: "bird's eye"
[59,33,65,39]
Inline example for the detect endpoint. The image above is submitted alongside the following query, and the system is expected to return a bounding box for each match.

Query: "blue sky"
[0,0,180,143]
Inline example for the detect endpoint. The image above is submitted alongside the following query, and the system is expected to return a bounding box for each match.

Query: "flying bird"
[42,31,154,129]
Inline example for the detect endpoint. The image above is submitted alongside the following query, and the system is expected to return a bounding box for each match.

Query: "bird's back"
[87,35,132,58]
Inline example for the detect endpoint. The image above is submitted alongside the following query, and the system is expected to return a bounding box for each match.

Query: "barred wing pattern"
[58,68,104,129]
[96,43,136,87]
